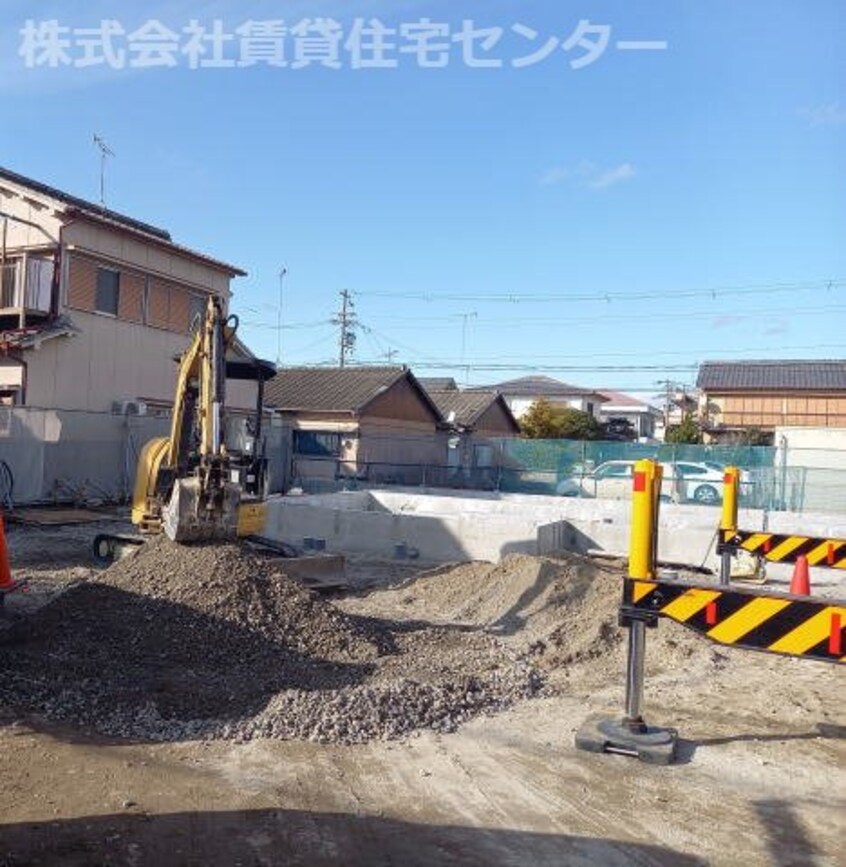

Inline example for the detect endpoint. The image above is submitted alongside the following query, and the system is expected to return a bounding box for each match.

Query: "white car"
[558,459,749,504]
[670,461,751,504]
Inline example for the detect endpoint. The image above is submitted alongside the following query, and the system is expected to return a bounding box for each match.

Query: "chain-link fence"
[2,413,844,516]
[292,435,846,515]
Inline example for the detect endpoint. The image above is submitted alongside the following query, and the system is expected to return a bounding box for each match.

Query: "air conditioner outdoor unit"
[111,399,148,417]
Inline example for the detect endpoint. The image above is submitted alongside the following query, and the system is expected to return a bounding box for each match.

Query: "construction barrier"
[576,460,845,765]
[718,464,846,569]
[625,578,844,662]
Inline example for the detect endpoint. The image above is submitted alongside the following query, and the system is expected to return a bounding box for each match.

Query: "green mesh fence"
[287,434,846,515]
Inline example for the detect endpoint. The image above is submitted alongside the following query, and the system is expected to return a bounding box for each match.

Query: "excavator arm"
[132,296,242,543]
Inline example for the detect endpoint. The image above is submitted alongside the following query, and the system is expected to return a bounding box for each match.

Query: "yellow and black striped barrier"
[718,464,846,569]
[719,529,846,569]
[625,578,845,663]
[576,459,845,764]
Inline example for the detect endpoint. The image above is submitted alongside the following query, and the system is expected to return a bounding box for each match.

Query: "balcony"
[0,256,53,321]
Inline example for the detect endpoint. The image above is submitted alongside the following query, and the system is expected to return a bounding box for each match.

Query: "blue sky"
[1,0,844,399]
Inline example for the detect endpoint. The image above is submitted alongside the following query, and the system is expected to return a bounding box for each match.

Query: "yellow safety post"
[576,457,677,763]
[721,466,739,533]
[719,466,740,585]
[629,459,661,580]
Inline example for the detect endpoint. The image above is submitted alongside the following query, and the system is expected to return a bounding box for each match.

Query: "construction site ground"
[1,519,843,867]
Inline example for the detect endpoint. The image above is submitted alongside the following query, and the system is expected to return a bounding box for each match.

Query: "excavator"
[93,296,276,561]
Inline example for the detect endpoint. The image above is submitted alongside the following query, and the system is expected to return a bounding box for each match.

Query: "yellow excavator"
[94,296,275,561]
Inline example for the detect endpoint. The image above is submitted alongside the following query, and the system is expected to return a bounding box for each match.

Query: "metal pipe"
[720,550,732,586]
[624,620,647,726]
[211,402,221,454]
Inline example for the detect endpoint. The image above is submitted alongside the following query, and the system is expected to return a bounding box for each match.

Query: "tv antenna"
[93,134,115,209]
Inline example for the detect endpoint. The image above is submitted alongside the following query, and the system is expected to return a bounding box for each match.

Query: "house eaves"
[0,165,246,277]
[697,360,846,392]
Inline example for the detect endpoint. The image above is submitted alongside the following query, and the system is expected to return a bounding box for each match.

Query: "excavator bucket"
[162,478,241,544]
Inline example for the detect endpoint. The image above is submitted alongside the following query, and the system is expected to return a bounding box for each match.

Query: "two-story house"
[470,375,607,422]
[0,166,248,412]
[0,166,261,504]
[697,360,846,442]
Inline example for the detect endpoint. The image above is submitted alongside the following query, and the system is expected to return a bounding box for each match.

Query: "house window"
[293,430,342,457]
[188,293,207,332]
[95,267,120,315]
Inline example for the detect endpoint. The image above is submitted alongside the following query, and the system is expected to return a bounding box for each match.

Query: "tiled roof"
[0,166,246,276]
[598,389,650,408]
[470,375,604,398]
[426,389,517,430]
[263,366,442,418]
[0,165,170,240]
[418,377,458,391]
[697,360,846,391]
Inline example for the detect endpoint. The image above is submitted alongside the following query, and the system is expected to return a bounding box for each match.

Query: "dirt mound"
[0,539,538,743]
[341,552,718,687]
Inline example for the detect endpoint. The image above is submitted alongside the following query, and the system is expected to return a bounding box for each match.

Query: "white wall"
[507,395,601,420]
[25,311,191,411]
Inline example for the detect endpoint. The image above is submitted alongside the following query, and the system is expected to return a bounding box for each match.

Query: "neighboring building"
[697,360,846,441]
[263,366,445,487]
[0,165,253,413]
[653,390,699,442]
[424,388,520,486]
[425,389,520,437]
[597,390,662,441]
[471,376,607,421]
[0,166,265,504]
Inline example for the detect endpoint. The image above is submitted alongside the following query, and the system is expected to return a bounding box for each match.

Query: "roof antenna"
[93,133,115,209]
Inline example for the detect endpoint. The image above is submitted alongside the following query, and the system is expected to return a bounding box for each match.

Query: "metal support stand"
[575,459,678,764]
[719,549,732,586]
[575,616,678,765]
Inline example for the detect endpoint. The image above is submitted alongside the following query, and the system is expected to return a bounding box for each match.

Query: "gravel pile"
[0,538,539,743]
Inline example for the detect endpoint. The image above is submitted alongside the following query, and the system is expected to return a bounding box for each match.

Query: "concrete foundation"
[263,487,846,581]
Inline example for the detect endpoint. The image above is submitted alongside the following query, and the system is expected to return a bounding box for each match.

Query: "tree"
[521,399,601,440]
[665,412,702,444]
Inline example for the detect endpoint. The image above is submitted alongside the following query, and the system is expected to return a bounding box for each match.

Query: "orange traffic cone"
[0,511,13,590]
[790,555,811,596]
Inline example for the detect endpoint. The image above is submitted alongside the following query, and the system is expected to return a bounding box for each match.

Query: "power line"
[363,303,846,329]
[353,277,844,306]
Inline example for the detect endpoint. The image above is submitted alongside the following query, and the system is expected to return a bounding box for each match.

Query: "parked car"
[557,459,749,504]
[558,460,661,500]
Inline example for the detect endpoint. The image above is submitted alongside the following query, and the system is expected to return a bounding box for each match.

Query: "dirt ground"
[1,520,844,867]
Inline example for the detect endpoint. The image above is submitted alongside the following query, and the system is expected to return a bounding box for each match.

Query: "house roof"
[0,166,246,276]
[697,360,846,392]
[418,377,458,391]
[426,389,519,431]
[263,366,442,419]
[598,389,649,407]
[598,390,661,413]
[471,375,606,399]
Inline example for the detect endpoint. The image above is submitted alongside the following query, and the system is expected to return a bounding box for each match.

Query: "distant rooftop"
[264,366,441,419]
[426,388,518,431]
[470,375,605,399]
[697,360,846,391]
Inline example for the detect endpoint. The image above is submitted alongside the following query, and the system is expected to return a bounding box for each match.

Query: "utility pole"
[93,134,115,209]
[458,311,477,385]
[333,289,357,368]
[276,266,287,367]
[382,348,398,363]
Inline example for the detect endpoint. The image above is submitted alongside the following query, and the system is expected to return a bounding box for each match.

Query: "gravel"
[0,538,540,743]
